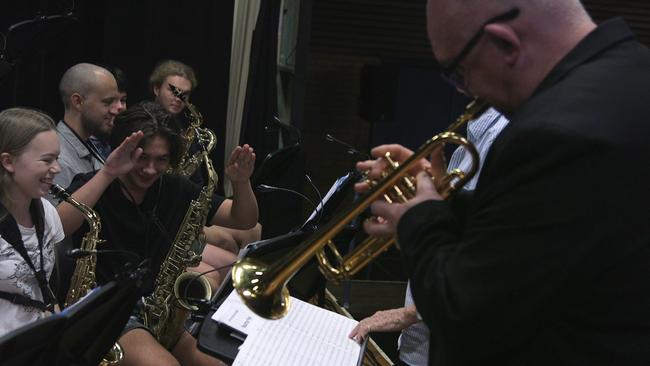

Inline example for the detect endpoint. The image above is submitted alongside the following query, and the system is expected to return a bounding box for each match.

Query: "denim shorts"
[122,312,152,336]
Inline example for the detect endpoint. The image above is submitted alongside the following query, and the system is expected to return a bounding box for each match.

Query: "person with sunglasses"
[358,0,650,365]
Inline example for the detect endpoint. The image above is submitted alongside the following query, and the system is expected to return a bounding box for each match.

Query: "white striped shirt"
[398,108,509,366]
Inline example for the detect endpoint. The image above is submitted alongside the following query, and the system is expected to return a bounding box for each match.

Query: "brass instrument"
[232,99,488,319]
[168,84,217,177]
[141,132,218,349]
[50,184,124,365]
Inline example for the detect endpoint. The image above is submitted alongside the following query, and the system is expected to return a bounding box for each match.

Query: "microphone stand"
[255,177,323,232]
[66,248,150,284]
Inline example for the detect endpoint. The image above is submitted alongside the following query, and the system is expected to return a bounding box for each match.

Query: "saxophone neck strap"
[0,199,56,311]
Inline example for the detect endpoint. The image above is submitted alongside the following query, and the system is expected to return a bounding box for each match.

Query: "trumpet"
[232,99,489,319]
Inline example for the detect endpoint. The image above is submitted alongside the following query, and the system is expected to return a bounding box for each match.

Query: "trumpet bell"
[232,257,291,319]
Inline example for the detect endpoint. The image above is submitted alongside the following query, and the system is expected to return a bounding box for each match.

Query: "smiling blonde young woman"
[0,107,65,336]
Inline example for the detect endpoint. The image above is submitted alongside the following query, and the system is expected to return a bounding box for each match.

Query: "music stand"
[55,279,141,366]
[0,312,66,366]
[0,277,139,366]
[251,143,302,189]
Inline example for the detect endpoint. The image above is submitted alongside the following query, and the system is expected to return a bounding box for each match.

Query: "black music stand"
[250,143,302,189]
[56,279,141,366]
[251,143,306,239]
[0,275,142,366]
[0,312,65,366]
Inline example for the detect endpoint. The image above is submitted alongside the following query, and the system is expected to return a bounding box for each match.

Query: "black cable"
[256,184,318,215]
[304,174,324,226]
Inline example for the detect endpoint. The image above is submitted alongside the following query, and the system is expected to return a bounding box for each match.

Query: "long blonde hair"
[0,107,56,204]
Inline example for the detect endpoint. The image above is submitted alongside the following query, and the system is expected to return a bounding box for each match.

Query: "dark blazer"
[398,19,650,366]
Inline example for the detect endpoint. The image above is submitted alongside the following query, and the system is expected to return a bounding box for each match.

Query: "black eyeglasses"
[440,8,520,90]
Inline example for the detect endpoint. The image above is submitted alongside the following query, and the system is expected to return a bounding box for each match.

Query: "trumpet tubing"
[232,100,488,319]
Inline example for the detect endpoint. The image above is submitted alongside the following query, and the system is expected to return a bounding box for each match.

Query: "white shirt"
[0,198,65,337]
[398,108,509,366]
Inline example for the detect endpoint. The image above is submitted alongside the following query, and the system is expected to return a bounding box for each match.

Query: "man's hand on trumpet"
[354,143,447,237]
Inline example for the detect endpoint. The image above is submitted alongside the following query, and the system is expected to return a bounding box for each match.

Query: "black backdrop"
[0,0,234,190]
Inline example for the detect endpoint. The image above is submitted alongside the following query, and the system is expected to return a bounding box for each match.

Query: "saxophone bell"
[173,271,213,311]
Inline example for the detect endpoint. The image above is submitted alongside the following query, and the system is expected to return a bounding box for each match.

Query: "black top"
[69,173,224,295]
[398,19,650,366]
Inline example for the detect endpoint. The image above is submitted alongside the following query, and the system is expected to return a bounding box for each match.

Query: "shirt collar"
[467,107,502,141]
[57,120,93,160]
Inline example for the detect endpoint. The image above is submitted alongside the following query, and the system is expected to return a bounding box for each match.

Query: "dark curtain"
[239,0,282,156]
[240,0,305,239]
[0,0,234,192]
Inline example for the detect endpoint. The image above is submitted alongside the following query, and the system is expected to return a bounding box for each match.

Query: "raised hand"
[102,131,144,179]
[225,144,256,183]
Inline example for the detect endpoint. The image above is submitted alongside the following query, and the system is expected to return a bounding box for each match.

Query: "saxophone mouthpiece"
[49,183,71,199]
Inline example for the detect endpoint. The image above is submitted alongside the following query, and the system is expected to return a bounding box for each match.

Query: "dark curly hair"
[109,101,184,168]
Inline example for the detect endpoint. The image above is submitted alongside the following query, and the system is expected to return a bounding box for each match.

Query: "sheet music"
[211,290,264,335]
[212,291,362,366]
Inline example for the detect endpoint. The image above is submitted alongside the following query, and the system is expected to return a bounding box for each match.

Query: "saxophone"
[168,84,217,177]
[141,138,219,349]
[50,184,103,308]
[50,184,124,365]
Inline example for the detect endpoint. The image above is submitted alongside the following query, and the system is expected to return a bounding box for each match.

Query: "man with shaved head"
[49,63,123,304]
[357,0,650,364]
[52,63,122,195]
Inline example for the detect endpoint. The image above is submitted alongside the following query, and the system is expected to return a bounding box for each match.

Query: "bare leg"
[200,245,238,283]
[203,226,238,253]
[119,328,179,366]
[187,261,223,292]
[227,222,262,249]
[203,223,262,254]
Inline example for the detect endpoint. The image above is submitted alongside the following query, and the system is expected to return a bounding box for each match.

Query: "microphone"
[66,249,151,284]
[265,116,303,144]
[325,134,370,160]
[66,248,141,264]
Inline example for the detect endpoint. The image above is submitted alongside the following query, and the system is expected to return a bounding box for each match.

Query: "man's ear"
[484,23,520,66]
[70,93,84,111]
[153,85,161,97]
[0,152,14,173]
